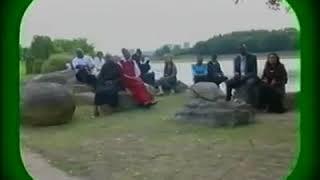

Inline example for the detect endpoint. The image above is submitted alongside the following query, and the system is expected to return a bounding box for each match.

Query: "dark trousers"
[76,69,97,88]
[225,77,259,104]
[141,72,155,86]
[207,75,228,87]
[259,84,286,113]
[193,75,208,84]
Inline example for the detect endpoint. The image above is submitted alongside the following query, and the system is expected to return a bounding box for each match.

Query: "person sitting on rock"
[225,44,259,105]
[94,54,122,117]
[192,55,208,84]
[207,54,228,87]
[156,55,178,95]
[72,48,97,88]
[91,51,106,76]
[118,48,157,107]
[132,48,156,86]
[258,53,288,113]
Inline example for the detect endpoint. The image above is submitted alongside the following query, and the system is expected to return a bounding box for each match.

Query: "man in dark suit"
[225,44,259,103]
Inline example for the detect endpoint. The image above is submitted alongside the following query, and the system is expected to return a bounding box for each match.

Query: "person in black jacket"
[94,54,122,117]
[225,44,259,104]
[207,54,228,87]
[258,53,288,113]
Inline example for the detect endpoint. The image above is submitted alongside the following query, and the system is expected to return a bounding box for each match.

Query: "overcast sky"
[20,0,299,55]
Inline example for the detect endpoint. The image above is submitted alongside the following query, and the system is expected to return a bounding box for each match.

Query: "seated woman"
[118,48,157,107]
[72,48,96,88]
[259,53,288,113]
[207,54,228,87]
[94,55,122,117]
[156,56,178,95]
[192,56,208,84]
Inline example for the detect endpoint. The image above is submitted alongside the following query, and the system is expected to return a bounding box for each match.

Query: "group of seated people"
[71,43,289,116]
[71,48,158,117]
[192,54,228,87]
[191,44,288,113]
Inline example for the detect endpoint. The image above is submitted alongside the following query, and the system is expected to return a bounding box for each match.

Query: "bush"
[41,54,73,73]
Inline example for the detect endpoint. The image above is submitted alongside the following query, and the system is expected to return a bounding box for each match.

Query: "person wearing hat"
[225,44,258,104]
[118,48,157,107]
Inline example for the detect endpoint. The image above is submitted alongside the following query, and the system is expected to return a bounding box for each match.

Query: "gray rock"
[21,82,76,126]
[30,70,76,85]
[190,82,225,101]
[175,98,255,128]
[175,81,189,93]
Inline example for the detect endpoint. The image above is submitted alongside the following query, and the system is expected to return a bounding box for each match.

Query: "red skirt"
[121,76,154,105]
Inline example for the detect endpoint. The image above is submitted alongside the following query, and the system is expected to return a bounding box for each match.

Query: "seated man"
[225,44,259,105]
[192,55,208,84]
[118,48,157,107]
[71,48,96,88]
[132,49,155,86]
[207,54,228,87]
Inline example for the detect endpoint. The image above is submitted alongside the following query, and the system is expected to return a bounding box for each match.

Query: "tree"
[52,38,95,55]
[30,35,53,60]
[154,45,171,57]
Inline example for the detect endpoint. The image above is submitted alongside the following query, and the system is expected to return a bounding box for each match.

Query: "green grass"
[21,93,298,180]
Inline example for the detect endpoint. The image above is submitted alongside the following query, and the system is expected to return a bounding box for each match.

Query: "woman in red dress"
[118,48,157,107]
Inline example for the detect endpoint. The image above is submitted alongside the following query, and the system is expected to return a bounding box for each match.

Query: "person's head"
[136,49,142,56]
[96,51,104,58]
[239,44,248,56]
[112,55,121,63]
[104,53,113,61]
[211,54,218,62]
[164,55,173,64]
[196,55,203,64]
[121,48,131,60]
[75,48,84,58]
[267,53,280,66]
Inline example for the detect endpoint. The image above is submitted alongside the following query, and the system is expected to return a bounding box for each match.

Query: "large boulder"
[30,70,75,85]
[190,82,225,101]
[175,98,255,128]
[21,82,76,126]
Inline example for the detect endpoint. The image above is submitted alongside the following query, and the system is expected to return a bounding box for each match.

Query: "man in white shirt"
[91,51,106,76]
[72,48,96,87]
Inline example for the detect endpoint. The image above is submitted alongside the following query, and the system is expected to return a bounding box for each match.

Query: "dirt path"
[22,149,83,180]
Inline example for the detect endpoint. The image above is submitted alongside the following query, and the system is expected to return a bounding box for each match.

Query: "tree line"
[153,28,299,57]
[20,35,96,74]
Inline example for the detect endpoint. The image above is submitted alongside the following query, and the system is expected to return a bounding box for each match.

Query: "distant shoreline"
[151,50,300,62]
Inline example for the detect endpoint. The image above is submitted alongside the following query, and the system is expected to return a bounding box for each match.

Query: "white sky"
[20,0,299,55]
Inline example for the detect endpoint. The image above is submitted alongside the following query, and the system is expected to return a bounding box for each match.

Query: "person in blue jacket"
[192,55,208,84]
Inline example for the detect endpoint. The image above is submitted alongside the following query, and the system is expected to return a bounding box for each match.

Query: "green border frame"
[0,0,317,179]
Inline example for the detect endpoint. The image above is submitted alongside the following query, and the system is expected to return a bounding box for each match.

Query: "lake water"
[150,58,300,92]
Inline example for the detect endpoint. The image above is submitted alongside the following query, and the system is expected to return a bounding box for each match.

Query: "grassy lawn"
[21,93,299,180]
